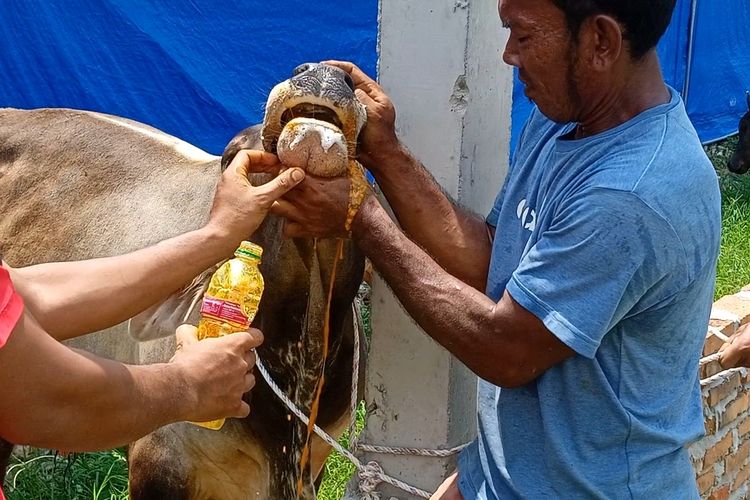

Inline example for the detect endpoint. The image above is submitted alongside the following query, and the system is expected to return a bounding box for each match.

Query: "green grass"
[5,448,128,500]
[6,139,750,499]
[317,402,367,500]
[706,136,750,299]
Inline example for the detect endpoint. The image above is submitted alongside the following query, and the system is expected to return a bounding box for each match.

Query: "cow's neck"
[245,222,361,496]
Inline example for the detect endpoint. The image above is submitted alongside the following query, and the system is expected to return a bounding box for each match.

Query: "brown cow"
[728,91,750,174]
[0,63,365,498]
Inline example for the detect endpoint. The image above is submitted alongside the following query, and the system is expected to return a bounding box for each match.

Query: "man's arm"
[9,227,229,341]
[246,153,567,385]
[366,144,493,291]
[324,61,493,290]
[0,311,257,451]
[8,151,305,341]
[351,195,574,387]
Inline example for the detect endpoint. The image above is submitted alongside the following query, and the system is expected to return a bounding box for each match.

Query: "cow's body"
[729,92,750,174]
[0,107,364,498]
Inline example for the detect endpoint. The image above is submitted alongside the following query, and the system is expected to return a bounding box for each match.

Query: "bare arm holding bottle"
[0,312,258,451]
[8,151,304,341]
[0,151,303,451]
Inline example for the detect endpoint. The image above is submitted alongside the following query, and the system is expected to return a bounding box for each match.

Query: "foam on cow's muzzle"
[276,118,348,177]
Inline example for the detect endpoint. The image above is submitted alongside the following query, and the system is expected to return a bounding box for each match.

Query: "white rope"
[255,354,435,499]
[357,443,468,458]
[254,299,468,499]
[348,298,364,452]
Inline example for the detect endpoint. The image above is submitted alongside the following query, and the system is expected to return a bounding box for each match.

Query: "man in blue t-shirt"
[253,0,721,497]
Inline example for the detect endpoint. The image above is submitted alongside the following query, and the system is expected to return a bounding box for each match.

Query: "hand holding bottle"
[206,150,305,251]
[169,324,261,423]
[189,241,265,429]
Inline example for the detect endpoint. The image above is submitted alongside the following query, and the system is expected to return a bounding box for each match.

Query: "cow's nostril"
[292,63,314,77]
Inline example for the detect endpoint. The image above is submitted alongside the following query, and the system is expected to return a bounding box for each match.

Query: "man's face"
[499,0,584,123]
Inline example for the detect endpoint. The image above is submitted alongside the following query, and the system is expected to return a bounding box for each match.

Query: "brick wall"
[691,286,750,499]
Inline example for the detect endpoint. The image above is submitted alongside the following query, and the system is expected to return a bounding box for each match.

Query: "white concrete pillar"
[346,0,513,498]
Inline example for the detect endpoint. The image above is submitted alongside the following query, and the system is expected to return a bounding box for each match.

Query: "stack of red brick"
[691,286,750,499]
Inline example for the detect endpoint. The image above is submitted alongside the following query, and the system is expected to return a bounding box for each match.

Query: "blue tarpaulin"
[684,0,750,142]
[0,1,747,156]
[511,0,750,153]
[0,0,377,155]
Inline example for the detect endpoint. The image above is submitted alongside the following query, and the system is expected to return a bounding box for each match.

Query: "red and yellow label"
[200,297,250,328]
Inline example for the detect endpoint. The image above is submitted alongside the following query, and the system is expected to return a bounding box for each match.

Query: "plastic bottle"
[191,241,264,430]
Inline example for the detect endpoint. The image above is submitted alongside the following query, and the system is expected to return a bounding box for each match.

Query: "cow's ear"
[746,90,750,109]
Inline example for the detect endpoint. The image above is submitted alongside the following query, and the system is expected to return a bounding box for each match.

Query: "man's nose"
[503,39,520,68]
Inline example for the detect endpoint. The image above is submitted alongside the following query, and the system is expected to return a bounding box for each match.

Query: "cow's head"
[129,64,367,499]
[729,91,750,174]
[260,62,366,176]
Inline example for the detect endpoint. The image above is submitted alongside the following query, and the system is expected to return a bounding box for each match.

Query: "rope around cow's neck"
[166,257,470,497]
[255,296,469,499]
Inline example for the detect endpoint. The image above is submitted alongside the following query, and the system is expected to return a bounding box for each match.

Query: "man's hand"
[720,323,750,368]
[322,60,399,171]
[239,150,374,239]
[169,325,261,422]
[206,150,306,246]
[276,173,373,239]
[431,472,464,500]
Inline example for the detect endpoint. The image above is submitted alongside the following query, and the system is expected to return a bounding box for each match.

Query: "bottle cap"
[236,241,263,260]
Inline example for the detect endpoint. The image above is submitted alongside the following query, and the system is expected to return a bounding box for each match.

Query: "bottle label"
[200,297,249,328]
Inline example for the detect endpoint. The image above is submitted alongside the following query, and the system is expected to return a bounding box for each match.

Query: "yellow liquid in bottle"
[192,241,264,430]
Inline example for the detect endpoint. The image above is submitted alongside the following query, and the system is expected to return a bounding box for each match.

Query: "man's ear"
[584,14,624,70]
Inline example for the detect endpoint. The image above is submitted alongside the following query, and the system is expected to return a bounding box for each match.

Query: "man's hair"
[551,0,677,59]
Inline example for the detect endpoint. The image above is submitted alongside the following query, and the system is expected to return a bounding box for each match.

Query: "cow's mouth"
[272,102,343,153]
[265,103,344,155]
[280,104,343,132]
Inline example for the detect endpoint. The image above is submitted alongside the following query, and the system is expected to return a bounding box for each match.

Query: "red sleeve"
[0,266,23,348]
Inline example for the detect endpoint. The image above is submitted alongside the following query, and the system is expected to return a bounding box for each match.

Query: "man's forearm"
[365,144,492,290]
[33,356,185,451]
[352,196,522,385]
[11,226,236,340]
[0,313,189,451]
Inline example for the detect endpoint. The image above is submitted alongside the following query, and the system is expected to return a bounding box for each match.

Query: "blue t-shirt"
[458,87,721,499]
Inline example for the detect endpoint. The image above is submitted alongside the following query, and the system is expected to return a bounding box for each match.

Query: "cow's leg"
[0,439,13,483]
[129,427,192,500]
[129,421,269,499]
